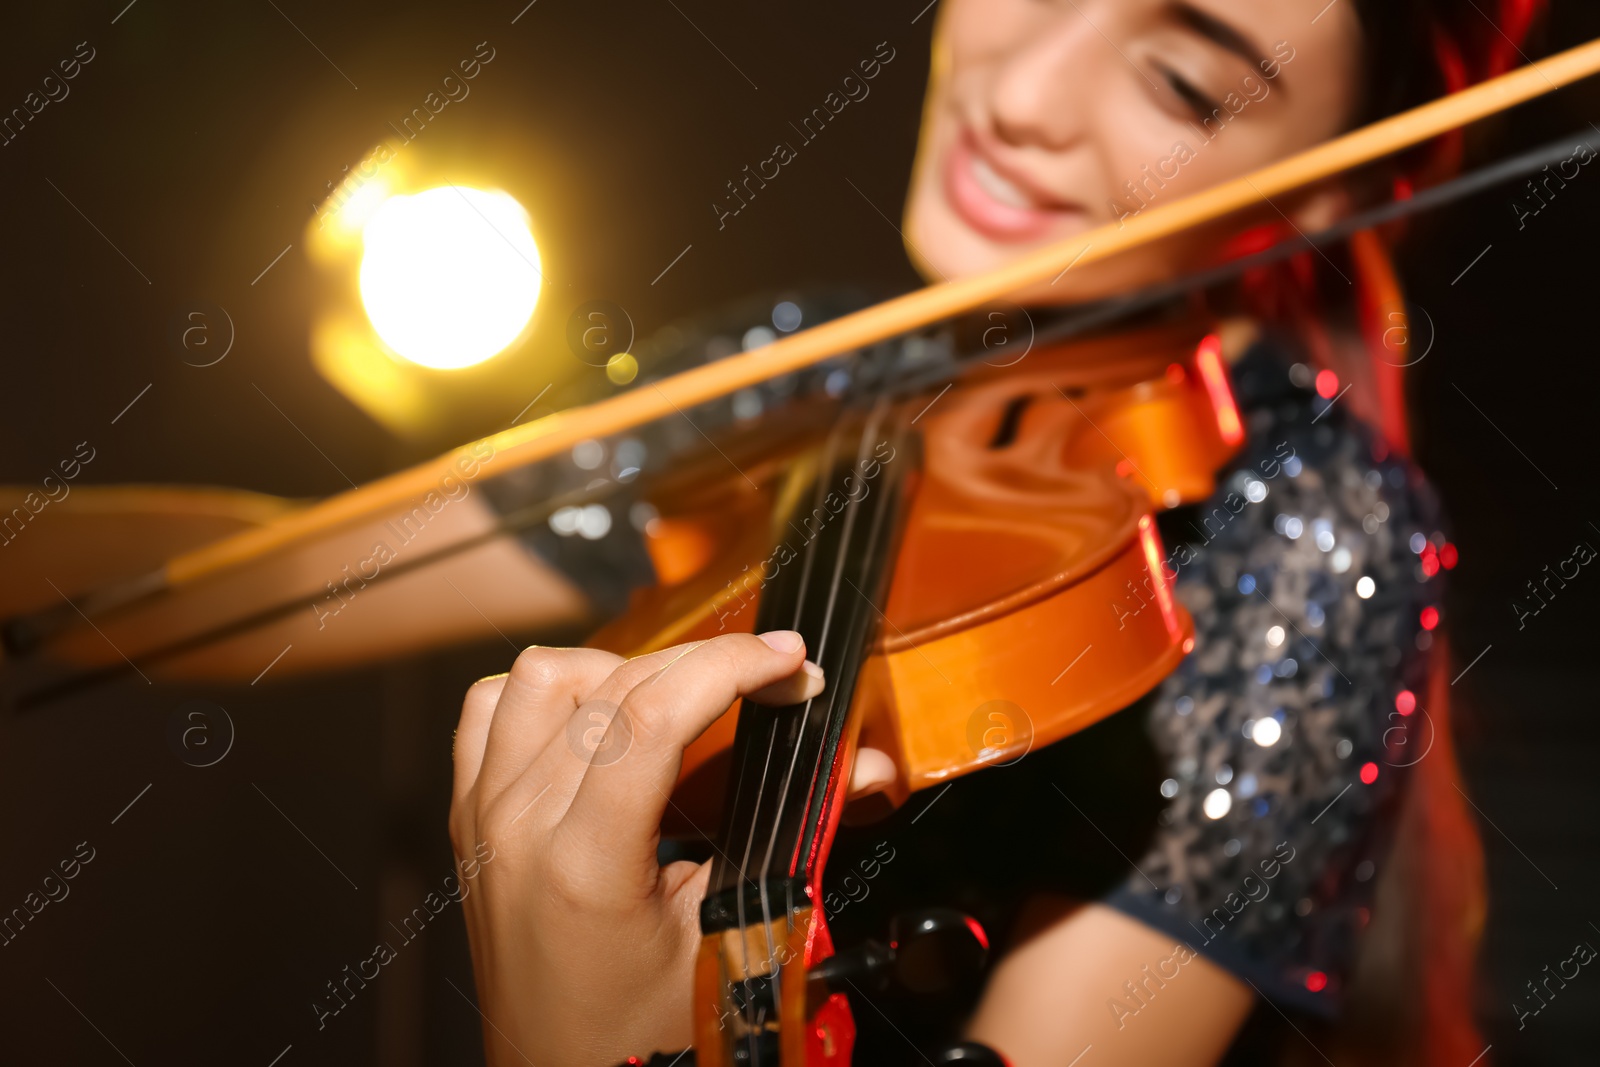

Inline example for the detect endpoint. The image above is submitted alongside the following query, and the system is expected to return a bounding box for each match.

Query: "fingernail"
[799,660,826,700]
[759,630,804,654]
[798,669,826,701]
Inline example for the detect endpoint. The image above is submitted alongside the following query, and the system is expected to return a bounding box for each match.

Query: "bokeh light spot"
[360,186,541,370]
[606,352,639,385]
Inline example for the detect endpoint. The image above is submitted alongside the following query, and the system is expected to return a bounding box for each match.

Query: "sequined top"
[1100,345,1443,1017]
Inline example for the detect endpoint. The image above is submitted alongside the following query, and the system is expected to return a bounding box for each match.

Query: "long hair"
[1257,4,1545,1063]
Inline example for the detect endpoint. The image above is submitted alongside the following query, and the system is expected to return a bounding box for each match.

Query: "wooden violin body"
[595,320,1235,811]
[585,320,1242,1065]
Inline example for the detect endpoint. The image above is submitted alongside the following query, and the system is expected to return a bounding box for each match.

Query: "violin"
[597,316,1237,1066]
[7,34,1600,1067]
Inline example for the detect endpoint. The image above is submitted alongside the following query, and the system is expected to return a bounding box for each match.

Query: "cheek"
[1103,139,1163,197]
[944,0,1038,65]
[1088,100,1188,207]
[1179,116,1313,192]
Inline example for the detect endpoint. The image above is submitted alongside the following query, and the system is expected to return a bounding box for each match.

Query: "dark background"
[0,1,1596,1064]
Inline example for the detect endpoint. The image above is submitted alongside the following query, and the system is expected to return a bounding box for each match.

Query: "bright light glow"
[331,177,391,237]
[1203,788,1232,819]
[360,186,541,370]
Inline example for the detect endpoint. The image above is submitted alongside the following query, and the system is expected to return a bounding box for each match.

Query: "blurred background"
[0,1,1596,1064]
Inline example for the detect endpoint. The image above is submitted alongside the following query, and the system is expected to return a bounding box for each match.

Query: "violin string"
[733,729,777,1037]
[759,394,894,897]
[761,403,877,1030]
[755,413,859,1038]
[749,389,895,1047]
[776,398,906,892]
[726,406,851,1045]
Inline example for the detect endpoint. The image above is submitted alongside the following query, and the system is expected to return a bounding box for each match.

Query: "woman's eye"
[1158,67,1217,118]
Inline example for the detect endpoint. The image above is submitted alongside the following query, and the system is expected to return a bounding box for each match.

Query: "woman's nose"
[987,9,1104,151]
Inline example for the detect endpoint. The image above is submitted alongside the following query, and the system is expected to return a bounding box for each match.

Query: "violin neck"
[697,396,915,1065]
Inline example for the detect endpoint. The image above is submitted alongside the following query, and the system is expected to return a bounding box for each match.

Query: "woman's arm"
[966,897,1253,1067]
[1,490,594,680]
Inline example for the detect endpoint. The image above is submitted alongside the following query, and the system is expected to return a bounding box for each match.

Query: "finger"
[452,673,508,807]
[475,653,700,847]
[557,631,809,886]
[847,747,897,800]
[475,645,623,802]
[483,638,761,836]
[745,659,825,708]
[479,640,749,820]
[529,639,778,784]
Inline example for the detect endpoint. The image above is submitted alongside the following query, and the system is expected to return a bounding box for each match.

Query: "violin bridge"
[693,903,816,1066]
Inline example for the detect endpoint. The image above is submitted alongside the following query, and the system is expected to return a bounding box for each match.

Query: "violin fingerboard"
[697,393,917,1066]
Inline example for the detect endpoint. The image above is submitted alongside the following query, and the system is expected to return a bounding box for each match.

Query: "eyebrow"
[1169,2,1273,73]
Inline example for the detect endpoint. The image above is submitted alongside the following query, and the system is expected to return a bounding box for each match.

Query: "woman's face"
[904,0,1363,299]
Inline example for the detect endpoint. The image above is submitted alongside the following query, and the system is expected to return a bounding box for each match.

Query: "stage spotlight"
[359,186,542,370]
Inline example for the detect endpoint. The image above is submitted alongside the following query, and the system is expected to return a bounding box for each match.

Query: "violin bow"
[21,33,1600,629]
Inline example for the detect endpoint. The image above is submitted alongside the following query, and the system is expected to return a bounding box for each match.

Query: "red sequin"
[1420,607,1440,631]
[1315,369,1339,399]
[1396,690,1416,716]
[1360,762,1379,785]
[1305,971,1329,993]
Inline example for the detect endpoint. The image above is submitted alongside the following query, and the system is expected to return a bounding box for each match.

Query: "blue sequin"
[1238,574,1257,595]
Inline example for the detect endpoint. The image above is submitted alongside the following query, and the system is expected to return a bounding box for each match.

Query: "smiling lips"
[944,127,1082,241]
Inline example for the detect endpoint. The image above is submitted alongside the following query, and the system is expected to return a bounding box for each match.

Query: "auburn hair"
[1296,4,1543,1065]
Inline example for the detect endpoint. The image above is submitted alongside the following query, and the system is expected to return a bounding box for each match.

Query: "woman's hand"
[450,631,848,1067]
